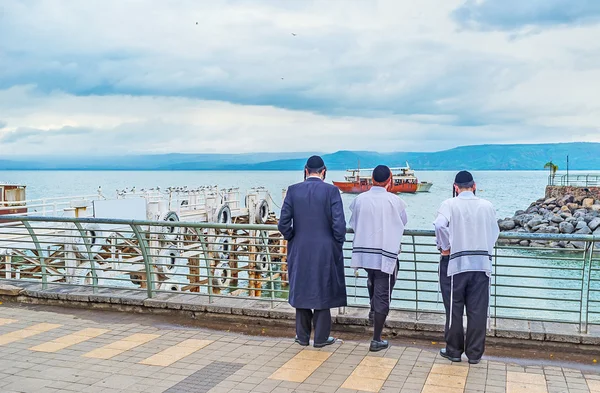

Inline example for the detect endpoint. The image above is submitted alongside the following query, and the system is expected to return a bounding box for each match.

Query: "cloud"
[453,0,600,31]
[0,0,599,155]
[0,86,597,157]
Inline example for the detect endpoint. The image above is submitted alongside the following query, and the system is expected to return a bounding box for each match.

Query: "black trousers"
[295,308,331,344]
[439,256,489,360]
[366,267,397,316]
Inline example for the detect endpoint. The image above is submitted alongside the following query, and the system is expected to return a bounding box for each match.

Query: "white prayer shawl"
[434,191,500,329]
[349,187,408,275]
[437,192,499,277]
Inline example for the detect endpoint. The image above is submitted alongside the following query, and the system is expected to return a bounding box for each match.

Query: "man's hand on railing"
[440,249,450,256]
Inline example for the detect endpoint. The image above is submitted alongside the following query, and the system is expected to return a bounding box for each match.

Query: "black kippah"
[305,155,325,170]
[373,165,391,183]
[455,170,474,184]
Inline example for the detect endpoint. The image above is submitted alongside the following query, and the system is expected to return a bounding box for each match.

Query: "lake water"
[1,169,598,323]
[0,169,565,229]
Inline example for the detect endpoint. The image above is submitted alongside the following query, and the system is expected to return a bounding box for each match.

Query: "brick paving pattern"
[0,305,598,393]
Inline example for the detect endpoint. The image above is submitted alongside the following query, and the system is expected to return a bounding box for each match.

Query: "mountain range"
[1,142,599,171]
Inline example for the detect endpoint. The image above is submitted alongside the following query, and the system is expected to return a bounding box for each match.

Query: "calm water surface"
[0,169,564,229]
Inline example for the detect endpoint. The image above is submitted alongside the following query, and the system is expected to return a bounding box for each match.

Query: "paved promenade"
[0,304,598,393]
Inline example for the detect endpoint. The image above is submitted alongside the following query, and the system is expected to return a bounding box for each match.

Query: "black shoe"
[369,340,389,352]
[368,311,374,326]
[468,358,481,365]
[294,336,309,347]
[314,337,336,348]
[440,348,461,362]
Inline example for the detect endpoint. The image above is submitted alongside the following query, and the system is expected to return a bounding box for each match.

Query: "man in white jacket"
[349,165,408,352]
[434,171,499,364]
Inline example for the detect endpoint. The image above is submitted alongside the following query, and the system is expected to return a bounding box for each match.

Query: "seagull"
[281,77,284,80]
[291,33,297,36]
[196,22,198,25]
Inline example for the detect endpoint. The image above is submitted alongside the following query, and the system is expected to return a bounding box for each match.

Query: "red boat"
[333,165,421,194]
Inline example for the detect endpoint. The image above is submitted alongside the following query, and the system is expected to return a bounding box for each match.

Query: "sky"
[1,0,599,156]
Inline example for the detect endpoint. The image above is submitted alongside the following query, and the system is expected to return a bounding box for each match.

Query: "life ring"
[73,224,106,255]
[255,199,269,224]
[215,235,231,261]
[212,262,232,288]
[217,204,232,225]
[256,253,270,273]
[160,211,180,241]
[158,246,180,272]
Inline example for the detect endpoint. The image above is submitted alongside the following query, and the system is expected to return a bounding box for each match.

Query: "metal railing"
[0,216,599,333]
[549,174,600,187]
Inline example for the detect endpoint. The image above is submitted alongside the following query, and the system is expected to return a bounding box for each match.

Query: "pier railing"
[549,174,600,187]
[0,216,599,333]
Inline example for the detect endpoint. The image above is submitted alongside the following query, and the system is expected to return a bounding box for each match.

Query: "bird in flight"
[291,33,297,36]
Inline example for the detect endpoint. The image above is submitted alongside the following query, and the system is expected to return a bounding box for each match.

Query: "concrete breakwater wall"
[498,191,600,248]
[546,185,600,200]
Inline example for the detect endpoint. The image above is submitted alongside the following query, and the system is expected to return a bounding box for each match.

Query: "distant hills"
[1,142,599,171]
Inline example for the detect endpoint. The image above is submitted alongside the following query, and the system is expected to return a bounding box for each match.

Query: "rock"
[551,215,564,223]
[539,226,559,234]
[552,207,560,213]
[514,210,526,216]
[589,217,600,232]
[592,205,600,213]
[557,241,567,248]
[594,227,600,236]
[519,240,530,247]
[497,238,510,246]
[567,203,579,211]
[572,241,585,249]
[515,214,540,227]
[560,205,570,212]
[559,195,574,206]
[559,222,575,234]
[528,218,544,228]
[526,206,539,214]
[532,224,546,232]
[560,212,572,219]
[575,196,586,204]
[584,214,597,223]
[576,226,592,235]
[499,219,517,231]
[576,220,588,230]
[583,198,595,208]
[544,197,557,205]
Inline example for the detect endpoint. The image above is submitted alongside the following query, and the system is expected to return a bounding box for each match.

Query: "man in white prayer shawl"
[434,171,499,364]
[349,165,408,352]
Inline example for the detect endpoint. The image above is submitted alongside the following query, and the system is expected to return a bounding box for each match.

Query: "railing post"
[131,223,154,298]
[493,243,498,328]
[260,230,275,308]
[23,221,48,290]
[582,240,595,334]
[73,222,98,293]
[194,227,213,303]
[411,235,419,320]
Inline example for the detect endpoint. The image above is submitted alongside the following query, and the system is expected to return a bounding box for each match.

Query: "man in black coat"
[278,155,347,348]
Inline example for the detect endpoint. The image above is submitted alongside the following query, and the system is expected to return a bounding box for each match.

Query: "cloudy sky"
[1,0,599,156]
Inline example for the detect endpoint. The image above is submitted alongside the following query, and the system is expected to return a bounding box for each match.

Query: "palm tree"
[544,161,559,184]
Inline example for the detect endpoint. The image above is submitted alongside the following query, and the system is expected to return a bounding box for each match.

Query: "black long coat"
[278,177,348,309]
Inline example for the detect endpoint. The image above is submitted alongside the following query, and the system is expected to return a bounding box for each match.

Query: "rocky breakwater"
[498,195,600,248]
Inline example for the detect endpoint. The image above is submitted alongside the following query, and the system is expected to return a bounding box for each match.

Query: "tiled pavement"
[0,307,598,393]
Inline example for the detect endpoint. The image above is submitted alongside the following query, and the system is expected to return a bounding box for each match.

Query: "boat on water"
[333,163,433,194]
